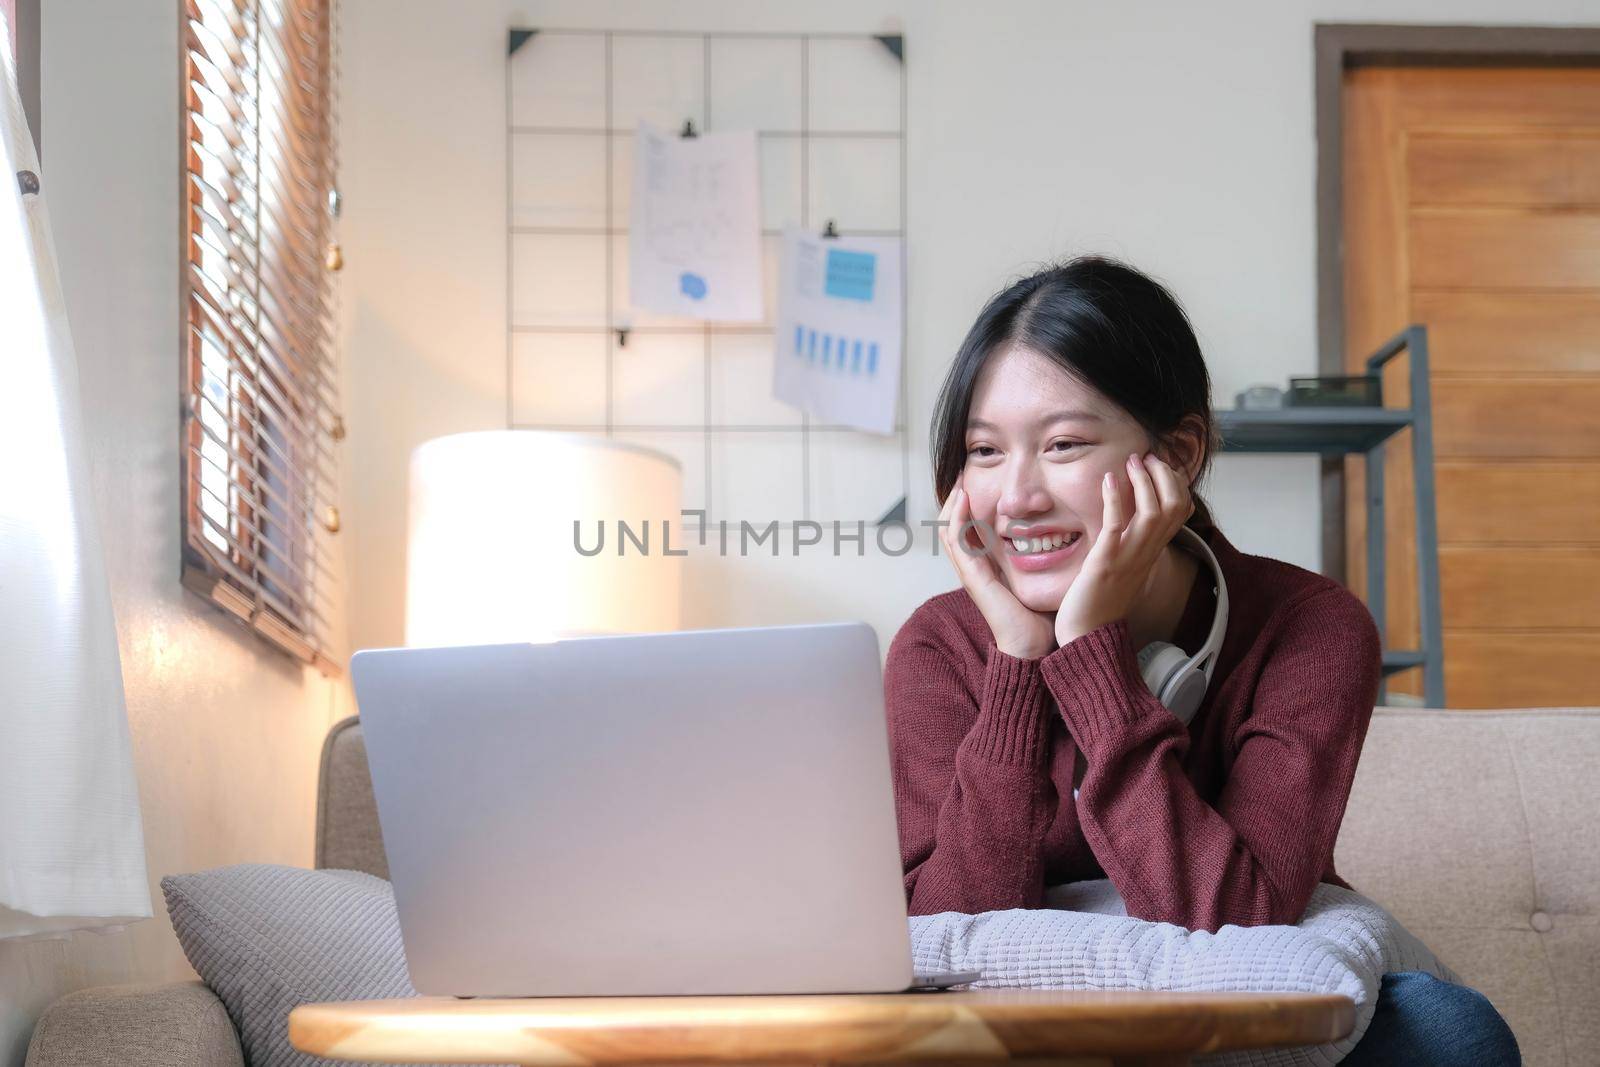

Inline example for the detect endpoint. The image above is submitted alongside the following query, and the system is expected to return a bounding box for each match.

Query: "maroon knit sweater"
[884,520,1383,934]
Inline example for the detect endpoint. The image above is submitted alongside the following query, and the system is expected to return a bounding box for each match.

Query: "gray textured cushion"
[161,864,414,1067]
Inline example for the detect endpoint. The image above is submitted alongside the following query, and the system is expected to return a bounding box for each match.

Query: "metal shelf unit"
[1216,326,1444,707]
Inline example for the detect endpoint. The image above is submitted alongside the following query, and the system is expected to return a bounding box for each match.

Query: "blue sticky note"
[867,342,879,375]
[822,334,832,366]
[679,272,707,300]
[807,329,817,361]
[851,340,863,373]
[794,325,804,356]
[824,249,876,301]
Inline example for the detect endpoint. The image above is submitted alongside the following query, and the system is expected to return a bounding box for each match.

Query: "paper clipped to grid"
[627,120,763,322]
[773,227,904,435]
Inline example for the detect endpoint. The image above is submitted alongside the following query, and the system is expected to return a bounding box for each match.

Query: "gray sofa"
[26,707,1600,1066]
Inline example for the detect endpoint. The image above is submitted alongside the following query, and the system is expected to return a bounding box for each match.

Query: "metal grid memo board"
[505,28,909,532]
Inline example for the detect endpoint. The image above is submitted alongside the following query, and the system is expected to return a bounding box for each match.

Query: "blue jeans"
[1341,971,1521,1066]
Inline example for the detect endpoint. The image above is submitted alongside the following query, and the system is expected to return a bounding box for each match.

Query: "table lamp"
[404,431,683,647]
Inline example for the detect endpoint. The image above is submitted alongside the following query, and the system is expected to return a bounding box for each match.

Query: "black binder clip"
[821,219,839,239]
[679,119,698,138]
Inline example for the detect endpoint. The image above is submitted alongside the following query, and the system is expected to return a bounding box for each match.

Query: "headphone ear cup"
[1163,670,1207,725]
[1136,642,1187,709]
[1139,643,1208,724]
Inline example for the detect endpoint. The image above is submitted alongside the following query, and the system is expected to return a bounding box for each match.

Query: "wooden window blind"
[180,0,344,675]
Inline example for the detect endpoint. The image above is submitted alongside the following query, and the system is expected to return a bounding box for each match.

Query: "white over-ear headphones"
[1135,525,1229,725]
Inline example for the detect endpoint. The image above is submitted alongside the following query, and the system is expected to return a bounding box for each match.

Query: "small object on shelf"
[1286,373,1381,407]
[1234,384,1285,410]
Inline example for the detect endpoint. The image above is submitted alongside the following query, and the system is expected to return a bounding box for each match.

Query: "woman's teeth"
[1009,532,1080,554]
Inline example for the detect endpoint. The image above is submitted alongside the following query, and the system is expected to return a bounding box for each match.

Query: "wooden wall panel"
[1412,291,1600,374]
[1437,461,1600,542]
[1441,545,1600,630]
[1410,213,1600,289]
[1432,380,1600,458]
[1389,66,1600,128]
[1409,133,1600,206]
[1445,632,1600,707]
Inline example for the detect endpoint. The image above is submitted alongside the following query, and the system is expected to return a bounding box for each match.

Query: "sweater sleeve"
[1037,587,1381,933]
[884,610,1056,916]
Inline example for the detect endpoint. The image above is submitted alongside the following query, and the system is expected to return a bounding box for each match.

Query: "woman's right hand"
[938,478,1058,660]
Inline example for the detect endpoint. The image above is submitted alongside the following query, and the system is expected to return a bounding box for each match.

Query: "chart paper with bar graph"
[774,226,903,435]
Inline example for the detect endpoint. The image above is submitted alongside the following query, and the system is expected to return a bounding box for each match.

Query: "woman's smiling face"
[960,344,1155,614]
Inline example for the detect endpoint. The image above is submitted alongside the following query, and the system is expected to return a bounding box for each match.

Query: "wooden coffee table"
[288,989,1355,1067]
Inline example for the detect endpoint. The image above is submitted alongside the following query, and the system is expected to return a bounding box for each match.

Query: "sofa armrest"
[24,981,244,1067]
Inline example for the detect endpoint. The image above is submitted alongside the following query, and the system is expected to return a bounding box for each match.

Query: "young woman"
[884,256,1519,1065]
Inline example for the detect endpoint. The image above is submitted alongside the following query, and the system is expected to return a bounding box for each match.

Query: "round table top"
[288,988,1355,1065]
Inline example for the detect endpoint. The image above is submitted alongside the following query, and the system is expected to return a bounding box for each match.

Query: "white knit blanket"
[907,880,1462,1066]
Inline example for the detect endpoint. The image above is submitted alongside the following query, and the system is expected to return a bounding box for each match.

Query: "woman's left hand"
[1054,451,1196,647]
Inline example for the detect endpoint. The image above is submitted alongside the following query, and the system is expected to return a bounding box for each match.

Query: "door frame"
[1314,22,1600,581]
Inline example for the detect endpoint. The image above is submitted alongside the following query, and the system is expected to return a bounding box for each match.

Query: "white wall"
[0,3,354,1062]
[338,0,1599,659]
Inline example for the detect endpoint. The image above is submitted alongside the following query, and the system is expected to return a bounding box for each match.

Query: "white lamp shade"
[405,431,683,646]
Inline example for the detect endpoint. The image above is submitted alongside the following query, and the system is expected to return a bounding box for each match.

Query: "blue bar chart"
[793,324,880,377]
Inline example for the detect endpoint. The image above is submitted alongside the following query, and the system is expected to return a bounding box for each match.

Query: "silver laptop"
[349,621,981,997]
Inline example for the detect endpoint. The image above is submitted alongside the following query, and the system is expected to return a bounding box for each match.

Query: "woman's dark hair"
[930,254,1221,532]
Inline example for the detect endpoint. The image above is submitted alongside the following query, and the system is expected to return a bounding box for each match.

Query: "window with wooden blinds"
[180,0,344,675]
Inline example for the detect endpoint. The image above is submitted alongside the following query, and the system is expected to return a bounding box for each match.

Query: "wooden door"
[1343,66,1600,709]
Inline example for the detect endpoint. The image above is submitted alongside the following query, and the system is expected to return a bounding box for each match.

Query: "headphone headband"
[1171,525,1229,689]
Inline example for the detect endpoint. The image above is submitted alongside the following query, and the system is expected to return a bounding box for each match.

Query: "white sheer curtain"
[0,8,151,939]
